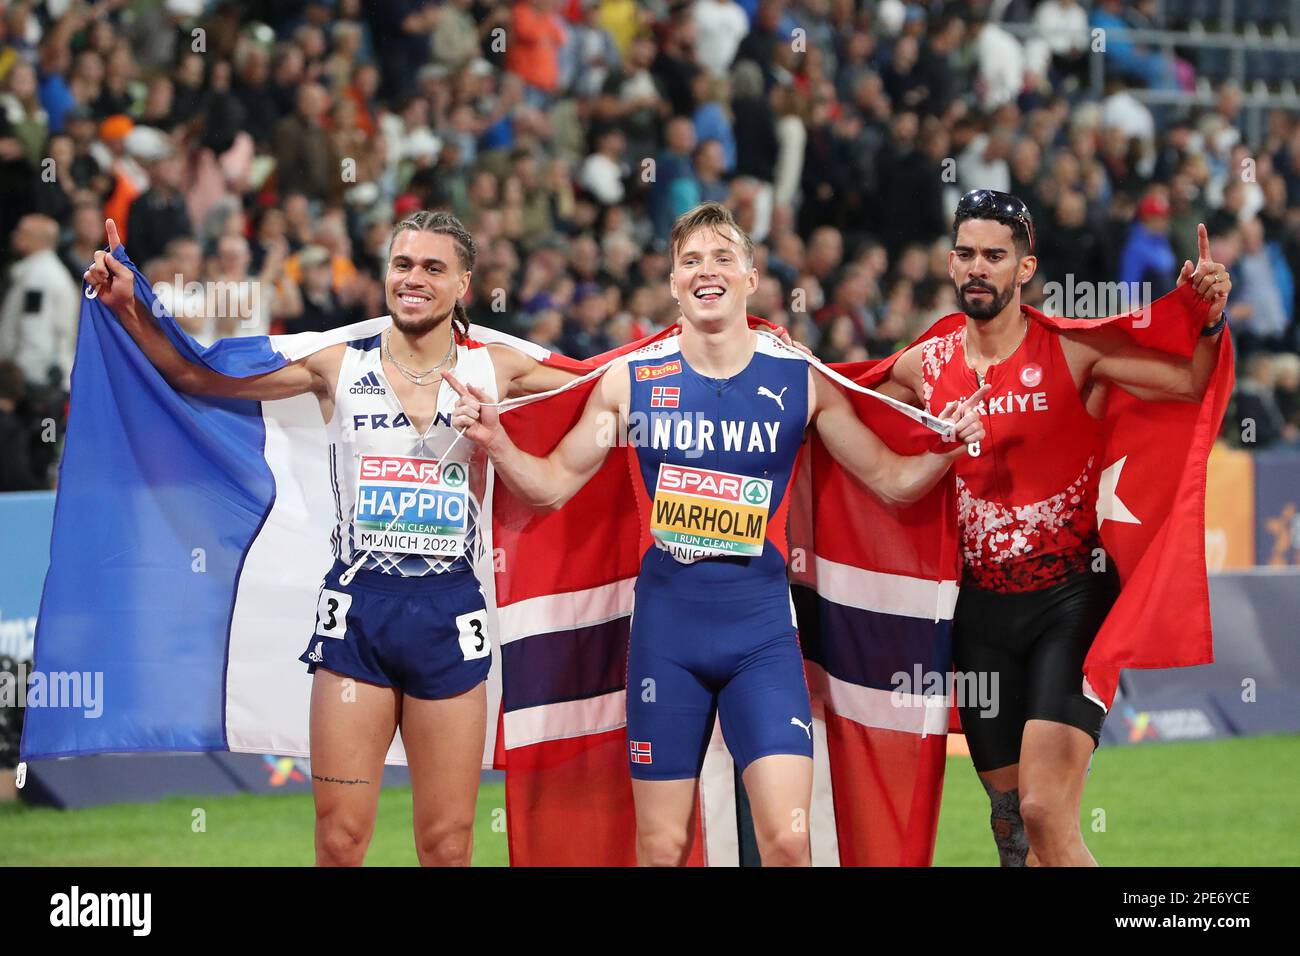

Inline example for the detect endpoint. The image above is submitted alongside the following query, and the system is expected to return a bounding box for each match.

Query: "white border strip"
[497,578,635,645]
[793,555,959,622]
[494,329,950,435]
[806,662,950,737]
[269,318,557,364]
[503,690,627,749]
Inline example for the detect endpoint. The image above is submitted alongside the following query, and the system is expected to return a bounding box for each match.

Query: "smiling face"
[385,230,471,336]
[949,219,1035,321]
[670,224,758,329]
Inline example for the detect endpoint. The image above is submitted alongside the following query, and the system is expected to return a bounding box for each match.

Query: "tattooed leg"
[982,778,1029,867]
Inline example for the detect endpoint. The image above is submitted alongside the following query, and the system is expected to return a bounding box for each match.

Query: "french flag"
[20,245,572,767]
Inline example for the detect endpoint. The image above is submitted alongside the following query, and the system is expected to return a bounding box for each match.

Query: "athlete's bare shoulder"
[304,342,347,398]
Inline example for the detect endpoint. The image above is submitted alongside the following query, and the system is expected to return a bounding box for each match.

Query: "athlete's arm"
[873,342,927,408]
[446,359,629,510]
[1059,321,1223,404]
[809,368,987,507]
[84,219,331,401]
[1062,222,1231,404]
[486,342,581,398]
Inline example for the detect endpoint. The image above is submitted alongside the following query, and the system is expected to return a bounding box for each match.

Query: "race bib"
[650,463,771,563]
[353,454,470,558]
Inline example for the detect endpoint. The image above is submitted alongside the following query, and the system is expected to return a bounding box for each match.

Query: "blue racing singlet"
[625,332,809,590]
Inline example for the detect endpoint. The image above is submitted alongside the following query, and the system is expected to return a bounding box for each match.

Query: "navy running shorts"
[299,558,492,700]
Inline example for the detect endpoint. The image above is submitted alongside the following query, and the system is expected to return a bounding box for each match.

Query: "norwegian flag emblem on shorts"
[650,386,680,408]
[629,740,653,764]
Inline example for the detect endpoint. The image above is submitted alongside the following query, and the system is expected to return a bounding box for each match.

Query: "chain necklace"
[968,315,1028,387]
[383,329,456,386]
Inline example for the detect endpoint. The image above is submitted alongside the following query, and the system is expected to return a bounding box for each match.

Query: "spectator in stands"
[0,357,42,491]
[691,72,735,174]
[734,0,786,92]
[969,8,1027,111]
[557,281,614,359]
[692,0,748,79]
[431,0,479,72]
[652,11,701,119]
[579,126,628,206]
[0,213,78,391]
[1037,190,1106,292]
[505,0,567,107]
[693,137,729,206]
[730,60,776,185]
[562,0,622,98]
[286,244,362,335]
[1232,216,1294,354]
[126,138,192,268]
[231,41,278,146]
[1,61,48,167]
[36,33,75,135]
[1273,352,1300,441]
[592,31,665,171]
[1119,192,1178,295]
[1032,0,1089,88]
[1231,353,1289,449]
[273,83,338,204]
[1089,0,1174,91]
[650,116,698,241]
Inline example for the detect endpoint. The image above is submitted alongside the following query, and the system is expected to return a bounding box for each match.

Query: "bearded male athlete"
[447,202,988,866]
[83,211,578,866]
[874,189,1232,866]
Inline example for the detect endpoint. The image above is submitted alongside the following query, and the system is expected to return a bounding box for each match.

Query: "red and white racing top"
[921,313,1103,592]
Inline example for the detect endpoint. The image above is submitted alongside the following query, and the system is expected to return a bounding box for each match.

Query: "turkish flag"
[856,284,1233,707]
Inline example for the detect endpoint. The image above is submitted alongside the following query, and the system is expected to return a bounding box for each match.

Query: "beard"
[958,279,1016,321]
[390,301,455,337]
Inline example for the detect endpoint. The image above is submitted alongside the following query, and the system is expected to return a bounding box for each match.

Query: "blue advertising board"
[0,491,55,662]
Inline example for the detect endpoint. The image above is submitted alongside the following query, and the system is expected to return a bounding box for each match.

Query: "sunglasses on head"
[955,189,1035,254]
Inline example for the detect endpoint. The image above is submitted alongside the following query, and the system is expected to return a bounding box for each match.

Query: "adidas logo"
[307,641,325,663]
[349,371,386,395]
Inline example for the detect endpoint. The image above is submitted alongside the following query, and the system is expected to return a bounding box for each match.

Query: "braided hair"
[387,210,477,341]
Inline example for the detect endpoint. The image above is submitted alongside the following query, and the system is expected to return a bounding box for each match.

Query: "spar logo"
[657,464,770,505]
[742,479,769,506]
[635,359,682,381]
[441,462,467,487]
[359,456,445,485]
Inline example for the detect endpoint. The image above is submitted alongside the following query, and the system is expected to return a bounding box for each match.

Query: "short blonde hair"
[669,201,754,270]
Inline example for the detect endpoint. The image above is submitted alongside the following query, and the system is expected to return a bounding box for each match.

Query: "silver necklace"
[969,316,1028,386]
[383,329,456,386]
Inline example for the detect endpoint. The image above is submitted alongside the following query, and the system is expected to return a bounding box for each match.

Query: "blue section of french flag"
[23,247,285,759]
[21,247,545,764]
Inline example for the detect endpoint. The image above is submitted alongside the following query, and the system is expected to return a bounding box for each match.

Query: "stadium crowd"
[1,0,1299,491]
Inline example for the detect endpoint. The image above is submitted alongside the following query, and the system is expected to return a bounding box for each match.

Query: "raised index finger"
[1197,222,1210,263]
[957,383,992,417]
[106,218,121,251]
[442,370,470,398]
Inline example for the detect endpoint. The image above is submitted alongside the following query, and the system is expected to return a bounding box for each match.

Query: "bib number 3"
[315,588,352,638]
[456,609,491,661]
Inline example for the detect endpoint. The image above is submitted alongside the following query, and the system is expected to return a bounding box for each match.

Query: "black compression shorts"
[952,564,1120,772]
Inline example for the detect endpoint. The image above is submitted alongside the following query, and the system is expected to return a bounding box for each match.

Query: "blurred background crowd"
[2,0,1299,491]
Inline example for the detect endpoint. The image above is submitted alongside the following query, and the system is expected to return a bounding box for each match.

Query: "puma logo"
[757,385,788,410]
[790,716,812,739]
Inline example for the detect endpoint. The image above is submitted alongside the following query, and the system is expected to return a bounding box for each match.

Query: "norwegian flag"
[650,385,680,408]
[629,740,652,764]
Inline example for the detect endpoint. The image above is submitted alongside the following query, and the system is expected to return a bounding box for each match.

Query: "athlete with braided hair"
[83,212,577,866]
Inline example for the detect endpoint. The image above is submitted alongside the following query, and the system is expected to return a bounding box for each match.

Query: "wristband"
[1201,315,1227,337]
